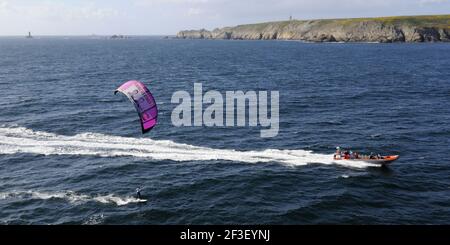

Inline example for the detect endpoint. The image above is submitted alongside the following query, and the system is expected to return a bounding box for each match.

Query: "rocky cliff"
[177,15,450,43]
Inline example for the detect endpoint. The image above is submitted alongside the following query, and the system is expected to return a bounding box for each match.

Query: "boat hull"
[334,155,399,165]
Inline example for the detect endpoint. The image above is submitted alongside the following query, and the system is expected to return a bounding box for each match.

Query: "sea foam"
[0,190,143,206]
[0,126,379,169]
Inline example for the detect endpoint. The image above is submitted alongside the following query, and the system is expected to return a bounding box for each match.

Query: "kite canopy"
[115,80,158,134]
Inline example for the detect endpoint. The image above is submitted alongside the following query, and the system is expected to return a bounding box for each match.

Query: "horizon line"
[1,13,449,36]
[0,34,176,37]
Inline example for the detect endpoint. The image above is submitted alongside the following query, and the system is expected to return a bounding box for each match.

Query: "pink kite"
[115,80,158,134]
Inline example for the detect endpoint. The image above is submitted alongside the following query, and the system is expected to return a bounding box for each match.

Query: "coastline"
[177,14,450,43]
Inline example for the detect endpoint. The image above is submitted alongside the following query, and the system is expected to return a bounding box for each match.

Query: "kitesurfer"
[136,188,142,199]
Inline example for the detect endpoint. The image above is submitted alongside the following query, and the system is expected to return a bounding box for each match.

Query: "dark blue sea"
[0,37,449,224]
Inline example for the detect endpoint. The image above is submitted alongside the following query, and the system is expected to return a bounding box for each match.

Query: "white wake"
[0,126,379,169]
[0,190,144,206]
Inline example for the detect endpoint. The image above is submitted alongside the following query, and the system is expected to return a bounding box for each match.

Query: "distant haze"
[0,0,449,36]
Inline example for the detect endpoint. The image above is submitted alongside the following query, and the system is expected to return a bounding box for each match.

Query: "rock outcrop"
[177,15,450,43]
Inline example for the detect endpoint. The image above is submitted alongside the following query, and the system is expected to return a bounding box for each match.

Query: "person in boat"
[334,147,341,159]
[344,151,350,159]
[349,151,354,159]
[370,152,376,159]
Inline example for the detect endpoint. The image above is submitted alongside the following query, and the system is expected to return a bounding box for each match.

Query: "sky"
[0,0,449,35]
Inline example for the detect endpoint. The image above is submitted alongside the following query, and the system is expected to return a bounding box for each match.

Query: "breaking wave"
[0,126,379,169]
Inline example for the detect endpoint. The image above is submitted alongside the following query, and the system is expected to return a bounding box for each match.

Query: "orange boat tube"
[334,155,400,165]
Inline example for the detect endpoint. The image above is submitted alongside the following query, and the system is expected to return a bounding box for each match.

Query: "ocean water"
[0,37,449,224]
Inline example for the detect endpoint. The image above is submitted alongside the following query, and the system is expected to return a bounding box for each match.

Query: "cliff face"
[177,15,450,43]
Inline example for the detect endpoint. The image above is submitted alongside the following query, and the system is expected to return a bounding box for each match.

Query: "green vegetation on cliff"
[334,15,450,28]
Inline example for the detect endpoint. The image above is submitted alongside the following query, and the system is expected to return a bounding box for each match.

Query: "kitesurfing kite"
[115,80,158,134]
